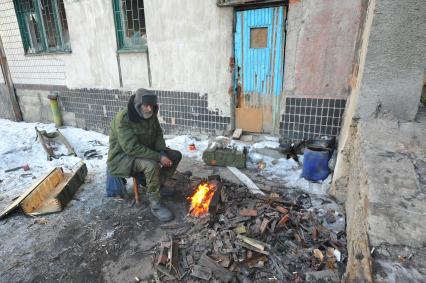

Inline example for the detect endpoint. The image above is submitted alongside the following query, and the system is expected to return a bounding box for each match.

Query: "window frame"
[112,0,148,53]
[13,0,71,55]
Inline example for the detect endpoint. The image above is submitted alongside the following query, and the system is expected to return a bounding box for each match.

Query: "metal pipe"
[48,94,62,127]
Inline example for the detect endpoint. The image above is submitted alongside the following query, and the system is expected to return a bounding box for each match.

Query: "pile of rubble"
[150,178,346,282]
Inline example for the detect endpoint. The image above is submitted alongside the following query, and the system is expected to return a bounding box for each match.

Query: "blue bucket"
[302,148,331,181]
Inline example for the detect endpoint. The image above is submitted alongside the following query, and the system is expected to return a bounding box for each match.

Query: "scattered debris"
[35,127,76,160]
[313,248,324,261]
[188,143,196,151]
[34,217,48,225]
[325,209,337,223]
[232,128,243,140]
[151,180,347,282]
[279,140,305,162]
[305,269,340,282]
[5,163,30,173]
[83,149,102,159]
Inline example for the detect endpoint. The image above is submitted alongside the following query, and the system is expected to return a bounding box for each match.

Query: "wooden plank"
[199,254,234,282]
[0,167,59,219]
[234,241,270,255]
[20,169,64,215]
[237,234,271,250]
[0,162,87,219]
[227,166,264,195]
[21,161,87,216]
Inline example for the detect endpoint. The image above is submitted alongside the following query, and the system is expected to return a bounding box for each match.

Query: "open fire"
[188,181,217,217]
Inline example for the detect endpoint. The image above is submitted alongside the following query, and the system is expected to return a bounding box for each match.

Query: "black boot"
[150,201,174,222]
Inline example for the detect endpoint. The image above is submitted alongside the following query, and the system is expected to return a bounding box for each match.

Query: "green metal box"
[202,147,247,169]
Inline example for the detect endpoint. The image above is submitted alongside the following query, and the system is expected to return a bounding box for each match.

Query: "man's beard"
[142,111,153,119]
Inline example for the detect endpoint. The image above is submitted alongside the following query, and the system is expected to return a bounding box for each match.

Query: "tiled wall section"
[58,88,229,134]
[280,97,347,142]
[156,91,230,133]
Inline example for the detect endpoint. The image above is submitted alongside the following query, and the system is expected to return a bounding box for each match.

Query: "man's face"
[139,104,153,119]
[140,104,153,113]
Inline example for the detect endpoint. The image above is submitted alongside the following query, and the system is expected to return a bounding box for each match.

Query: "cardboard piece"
[236,108,262,133]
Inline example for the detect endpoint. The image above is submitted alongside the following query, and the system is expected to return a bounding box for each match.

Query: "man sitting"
[107,88,181,222]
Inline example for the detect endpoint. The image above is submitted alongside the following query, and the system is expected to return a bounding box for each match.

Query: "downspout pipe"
[48,94,62,127]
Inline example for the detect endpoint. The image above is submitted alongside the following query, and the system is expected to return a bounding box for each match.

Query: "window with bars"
[113,0,147,52]
[13,0,71,54]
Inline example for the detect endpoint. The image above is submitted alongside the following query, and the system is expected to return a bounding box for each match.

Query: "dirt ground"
[0,155,345,282]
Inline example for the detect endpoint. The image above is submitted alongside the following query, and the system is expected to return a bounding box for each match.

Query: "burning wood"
[152,177,347,282]
[188,180,222,217]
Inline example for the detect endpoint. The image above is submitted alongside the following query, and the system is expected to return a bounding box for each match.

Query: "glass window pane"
[120,0,146,48]
[40,0,57,48]
[250,27,268,49]
[58,0,70,47]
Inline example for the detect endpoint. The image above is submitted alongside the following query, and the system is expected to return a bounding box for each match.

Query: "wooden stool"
[133,177,141,204]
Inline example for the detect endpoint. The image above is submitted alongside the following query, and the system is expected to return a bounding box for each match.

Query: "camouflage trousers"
[132,148,182,203]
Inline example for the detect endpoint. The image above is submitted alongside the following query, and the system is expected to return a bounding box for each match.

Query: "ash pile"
[151,177,346,282]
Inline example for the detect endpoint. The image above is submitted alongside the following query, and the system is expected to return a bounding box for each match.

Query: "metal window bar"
[113,0,147,50]
[13,0,71,54]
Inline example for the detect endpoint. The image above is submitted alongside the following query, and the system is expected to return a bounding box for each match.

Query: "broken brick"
[275,206,288,214]
[239,209,258,217]
[277,214,289,227]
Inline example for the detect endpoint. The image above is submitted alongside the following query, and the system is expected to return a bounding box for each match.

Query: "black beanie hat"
[134,88,157,108]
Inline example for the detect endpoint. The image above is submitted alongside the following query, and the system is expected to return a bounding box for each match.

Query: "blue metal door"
[235,6,285,133]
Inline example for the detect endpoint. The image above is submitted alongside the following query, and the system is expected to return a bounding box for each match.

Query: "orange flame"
[188,181,217,217]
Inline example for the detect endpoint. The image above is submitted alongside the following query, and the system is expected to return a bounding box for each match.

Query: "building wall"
[280,0,362,141]
[146,0,234,115]
[355,0,426,121]
[59,0,121,89]
[329,0,426,280]
[284,0,362,98]
[0,0,234,134]
[334,0,426,193]
[0,0,363,139]
[0,0,66,85]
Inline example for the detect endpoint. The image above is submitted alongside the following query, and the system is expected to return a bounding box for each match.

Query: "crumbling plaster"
[283,0,362,103]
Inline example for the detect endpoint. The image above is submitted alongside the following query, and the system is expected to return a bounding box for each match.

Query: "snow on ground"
[0,119,109,210]
[165,135,208,160]
[0,119,331,211]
